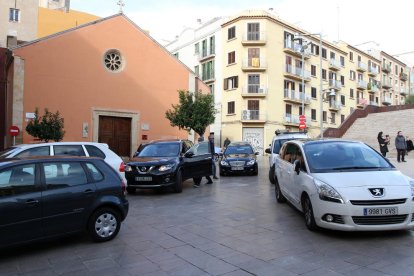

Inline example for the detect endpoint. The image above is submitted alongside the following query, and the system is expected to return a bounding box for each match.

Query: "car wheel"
[173,170,183,193]
[88,208,121,242]
[253,168,258,176]
[269,165,275,184]
[274,176,286,203]
[126,187,136,194]
[302,195,318,231]
[219,169,225,176]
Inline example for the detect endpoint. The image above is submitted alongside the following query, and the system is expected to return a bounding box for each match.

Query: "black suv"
[0,156,129,248]
[125,139,212,193]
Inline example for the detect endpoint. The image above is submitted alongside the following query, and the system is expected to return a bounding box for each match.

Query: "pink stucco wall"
[12,15,209,149]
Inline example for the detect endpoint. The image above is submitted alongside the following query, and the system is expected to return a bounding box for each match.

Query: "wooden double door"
[98,116,131,157]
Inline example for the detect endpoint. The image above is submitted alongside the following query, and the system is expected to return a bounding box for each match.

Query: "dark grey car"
[0,156,129,248]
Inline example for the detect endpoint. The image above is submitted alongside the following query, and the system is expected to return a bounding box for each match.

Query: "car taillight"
[119,162,125,172]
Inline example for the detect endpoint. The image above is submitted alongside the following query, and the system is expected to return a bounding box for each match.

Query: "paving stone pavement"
[2,156,414,275]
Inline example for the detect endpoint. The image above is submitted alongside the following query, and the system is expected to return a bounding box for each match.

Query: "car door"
[277,143,297,202]
[41,161,97,236]
[182,142,212,179]
[289,147,309,207]
[0,163,42,247]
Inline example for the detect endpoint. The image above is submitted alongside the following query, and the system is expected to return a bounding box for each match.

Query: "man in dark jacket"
[208,132,218,179]
[395,131,407,162]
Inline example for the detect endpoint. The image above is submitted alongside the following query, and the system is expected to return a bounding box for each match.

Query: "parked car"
[274,139,414,231]
[0,142,126,182]
[265,130,309,184]
[219,141,258,176]
[0,156,129,248]
[125,139,212,193]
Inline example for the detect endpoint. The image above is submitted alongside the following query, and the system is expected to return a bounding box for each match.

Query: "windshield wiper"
[331,166,382,170]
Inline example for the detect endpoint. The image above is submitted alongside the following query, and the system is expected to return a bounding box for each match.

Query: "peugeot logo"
[368,188,384,197]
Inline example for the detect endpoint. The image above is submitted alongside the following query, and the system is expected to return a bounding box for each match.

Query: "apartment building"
[165,17,227,145]
[379,52,409,105]
[0,0,38,47]
[168,10,408,153]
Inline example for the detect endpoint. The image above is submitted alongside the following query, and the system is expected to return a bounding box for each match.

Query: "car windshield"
[0,147,18,158]
[304,141,393,172]
[137,143,180,157]
[225,145,253,155]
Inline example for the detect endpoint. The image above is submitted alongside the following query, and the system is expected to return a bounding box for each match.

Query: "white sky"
[70,0,414,66]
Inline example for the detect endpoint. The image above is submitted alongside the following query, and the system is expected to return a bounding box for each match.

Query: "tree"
[405,95,414,104]
[26,108,65,142]
[165,90,215,137]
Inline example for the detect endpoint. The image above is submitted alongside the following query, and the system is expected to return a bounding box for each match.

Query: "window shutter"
[224,78,228,90]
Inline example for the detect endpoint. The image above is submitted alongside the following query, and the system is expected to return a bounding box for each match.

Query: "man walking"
[395,130,407,163]
[208,132,218,179]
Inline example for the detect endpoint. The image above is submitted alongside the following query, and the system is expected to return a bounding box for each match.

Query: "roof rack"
[275,129,307,135]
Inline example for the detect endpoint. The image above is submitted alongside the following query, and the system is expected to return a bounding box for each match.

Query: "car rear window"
[54,145,85,156]
[44,162,88,187]
[85,145,106,159]
[15,146,50,158]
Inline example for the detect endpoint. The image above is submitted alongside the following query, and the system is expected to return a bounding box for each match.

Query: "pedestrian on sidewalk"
[395,131,407,163]
[208,132,218,179]
[193,136,213,188]
[377,131,389,157]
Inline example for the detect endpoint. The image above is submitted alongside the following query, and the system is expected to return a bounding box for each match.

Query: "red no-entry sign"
[9,125,20,137]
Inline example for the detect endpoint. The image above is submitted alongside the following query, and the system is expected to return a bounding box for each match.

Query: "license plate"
[231,167,244,171]
[363,207,398,216]
[136,176,152,181]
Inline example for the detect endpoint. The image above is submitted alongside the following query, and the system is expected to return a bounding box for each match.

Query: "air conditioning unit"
[258,88,265,93]
[242,110,250,120]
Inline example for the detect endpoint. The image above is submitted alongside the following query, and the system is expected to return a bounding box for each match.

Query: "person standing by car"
[395,131,407,162]
[377,131,388,157]
[223,137,231,149]
[193,137,213,187]
[208,132,218,179]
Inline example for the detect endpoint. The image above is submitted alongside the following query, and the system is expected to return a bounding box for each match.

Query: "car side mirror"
[184,152,194,158]
[265,148,271,154]
[293,160,301,175]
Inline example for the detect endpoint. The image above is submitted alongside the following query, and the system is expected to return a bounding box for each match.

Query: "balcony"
[198,50,215,62]
[400,88,408,96]
[284,64,311,82]
[329,59,341,71]
[400,72,408,82]
[283,40,311,59]
[356,98,368,108]
[382,62,391,73]
[382,80,392,89]
[242,32,267,45]
[369,101,379,106]
[357,61,367,72]
[283,89,311,105]
[241,110,266,123]
[242,58,267,72]
[357,80,367,90]
[241,86,267,97]
[368,66,379,77]
[328,100,342,111]
[382,96,392,105]
[283,113,307,126]
[328,79,342,91]
[367,84,379,94]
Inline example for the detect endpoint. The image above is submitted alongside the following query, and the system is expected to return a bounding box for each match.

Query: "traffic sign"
[299,123,306,130]
[299,115,306,122]
[9,125,20,137]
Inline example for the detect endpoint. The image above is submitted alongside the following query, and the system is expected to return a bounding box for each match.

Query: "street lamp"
[294,32,323,137]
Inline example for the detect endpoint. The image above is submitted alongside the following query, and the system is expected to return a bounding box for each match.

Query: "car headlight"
[125,165,133,172]
[220,160,229,166]
[314,179,344,204]
[246,159,256,166]
[159,164,174,172]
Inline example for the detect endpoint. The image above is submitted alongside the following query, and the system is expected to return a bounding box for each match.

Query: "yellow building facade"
[219,10,405,153]
[38,7,100,38]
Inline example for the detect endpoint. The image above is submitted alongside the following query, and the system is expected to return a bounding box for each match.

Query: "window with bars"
[9,8,19,22]
[247,23,260,40]
[248,74,260,93]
